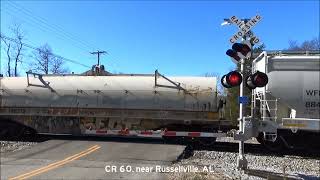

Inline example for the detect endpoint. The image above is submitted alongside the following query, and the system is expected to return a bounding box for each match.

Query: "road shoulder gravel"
[167,137,320,180]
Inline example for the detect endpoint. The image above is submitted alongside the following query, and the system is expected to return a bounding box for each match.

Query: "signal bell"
[245,71,268,89]
[221,71,242,88]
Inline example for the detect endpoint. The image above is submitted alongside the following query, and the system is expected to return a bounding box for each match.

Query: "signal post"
[221,15,268,170]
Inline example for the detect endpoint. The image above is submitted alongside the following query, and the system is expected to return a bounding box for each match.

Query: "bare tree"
[50,57,68,74]
[32,43,51,74]
[288,37,320,50]
[203,72,224,95]
[31,43,68,74]
[0,24,25,77]
[1,36,12,76]
[288,40,300,50]
[12,25,24,76]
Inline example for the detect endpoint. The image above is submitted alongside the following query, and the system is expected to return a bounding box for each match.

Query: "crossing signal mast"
[221,15,268,170]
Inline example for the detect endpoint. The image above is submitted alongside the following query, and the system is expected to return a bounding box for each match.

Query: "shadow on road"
[1,135,320,159]
[0,134,166,145]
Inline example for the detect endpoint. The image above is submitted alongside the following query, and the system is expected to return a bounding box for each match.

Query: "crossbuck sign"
[229,15,262,44]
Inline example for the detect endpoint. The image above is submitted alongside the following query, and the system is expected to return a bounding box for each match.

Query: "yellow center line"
[9,145,99,180]
[9,145,101,180]
[19,146,101,180]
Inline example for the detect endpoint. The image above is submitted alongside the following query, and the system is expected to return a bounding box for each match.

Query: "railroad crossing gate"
[229,15,262,44]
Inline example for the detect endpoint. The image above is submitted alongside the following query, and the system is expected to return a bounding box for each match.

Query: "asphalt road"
[0,138,186,180]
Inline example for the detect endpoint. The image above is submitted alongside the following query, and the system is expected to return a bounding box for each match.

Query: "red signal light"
[232,43,251,57]
[226,49,241,62]
[228,72,242,86]
[246,71,268,89]
[221,71,242,88]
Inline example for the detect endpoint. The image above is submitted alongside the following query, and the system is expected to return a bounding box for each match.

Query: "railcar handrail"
[154,70,188,93]
[26,71,56,92]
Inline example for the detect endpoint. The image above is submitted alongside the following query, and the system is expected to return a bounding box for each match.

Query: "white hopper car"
[249,50,320,150]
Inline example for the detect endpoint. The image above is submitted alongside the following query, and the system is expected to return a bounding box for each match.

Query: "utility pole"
[91,50,107,65]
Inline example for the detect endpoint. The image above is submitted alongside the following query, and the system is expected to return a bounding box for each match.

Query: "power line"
[7,1,96,51]
[2,1,122,71]
[4,2,93,53]
[9,2,123,70]
[1,8,120,72]
[1,6,92,54]
[0,34,90,68]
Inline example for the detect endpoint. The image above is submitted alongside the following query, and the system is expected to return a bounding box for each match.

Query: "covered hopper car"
[237,50,320,150]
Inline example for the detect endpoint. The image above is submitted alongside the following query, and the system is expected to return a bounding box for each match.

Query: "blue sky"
[1,0,319,76]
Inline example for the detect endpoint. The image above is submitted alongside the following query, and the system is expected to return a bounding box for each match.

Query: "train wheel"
[21,127,37,140]
[195,137,216,147]
[0,123,18,140]
[0,120,37,140]
[163,136,177,144]
[0,129,10,139]
[163,136,187,145]
[10,124,25,140]
[257,133,285,152]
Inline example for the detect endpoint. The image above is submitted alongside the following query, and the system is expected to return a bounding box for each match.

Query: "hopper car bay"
[0,51,319,150]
